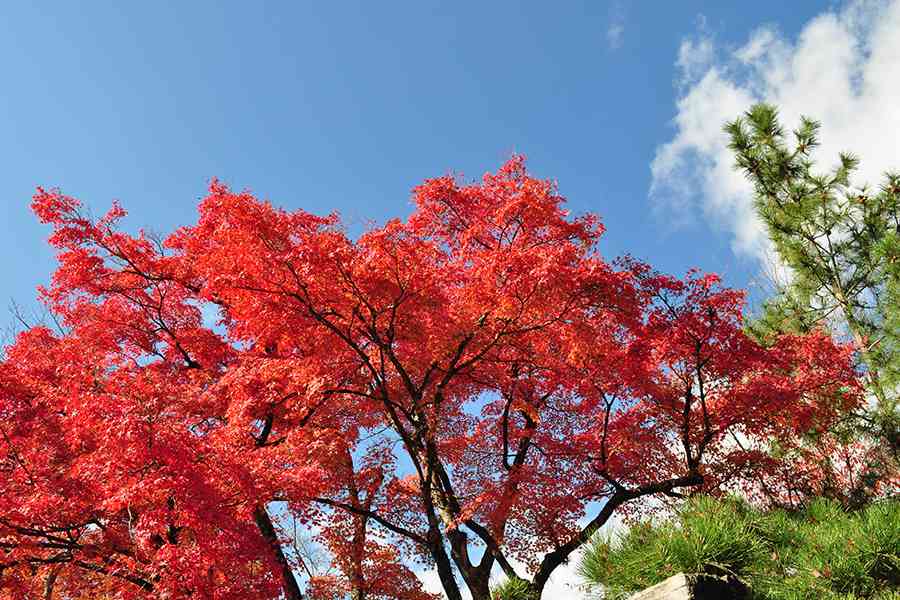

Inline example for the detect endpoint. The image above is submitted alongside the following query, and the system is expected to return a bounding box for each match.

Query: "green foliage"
[726,103,900,500]
[577,497,762,599]
[578,495,900,599]
[578,521,674,598]
[727,103,900,392]
[490,577,537,600]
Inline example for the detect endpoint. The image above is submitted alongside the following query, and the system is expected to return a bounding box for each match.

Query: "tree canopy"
[0,158,861,599]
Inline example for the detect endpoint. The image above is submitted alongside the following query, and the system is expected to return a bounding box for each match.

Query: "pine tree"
[726,104,900,498]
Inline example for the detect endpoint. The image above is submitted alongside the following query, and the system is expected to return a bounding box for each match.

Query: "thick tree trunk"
[254,505,304,600]
[343,448,369,600]
[465,575,492,600]
[430,540,465,600]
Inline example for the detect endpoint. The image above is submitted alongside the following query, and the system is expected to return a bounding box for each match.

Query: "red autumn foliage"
[1,157,861,599]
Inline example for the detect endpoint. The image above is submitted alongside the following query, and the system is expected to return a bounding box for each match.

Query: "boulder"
[626,574,690,600]
[626,573,749,600]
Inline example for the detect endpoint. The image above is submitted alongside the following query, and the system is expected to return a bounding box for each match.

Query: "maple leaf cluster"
[0,157,862,600]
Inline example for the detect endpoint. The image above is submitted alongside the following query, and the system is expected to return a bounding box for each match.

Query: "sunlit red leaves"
[1,158,864,599]
[0,332,287,598]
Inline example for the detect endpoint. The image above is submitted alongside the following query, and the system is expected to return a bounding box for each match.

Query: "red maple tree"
[0,158,861,599]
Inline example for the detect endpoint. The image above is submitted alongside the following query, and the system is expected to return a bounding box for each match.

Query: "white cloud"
[607,2,626,49]
[416,568,446,597]
[676,35,715,85]
[651,0,900,267]
[607,23,625,49]
[526,547,591,599]
[676,16,715,86]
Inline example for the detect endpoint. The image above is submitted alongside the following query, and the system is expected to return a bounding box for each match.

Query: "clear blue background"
[0,2,825,332]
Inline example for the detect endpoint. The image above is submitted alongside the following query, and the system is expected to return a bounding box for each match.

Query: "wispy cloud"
[651,0,900,267]
[607,22,625,49]
[607,2,626,49]
[675,16,714,87]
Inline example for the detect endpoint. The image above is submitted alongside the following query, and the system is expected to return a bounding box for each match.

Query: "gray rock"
[625,573,749,600]
[626,574,690,600]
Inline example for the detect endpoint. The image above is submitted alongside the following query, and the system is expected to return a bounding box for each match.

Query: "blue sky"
[0,2,837,331]
[5,2,900,595]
